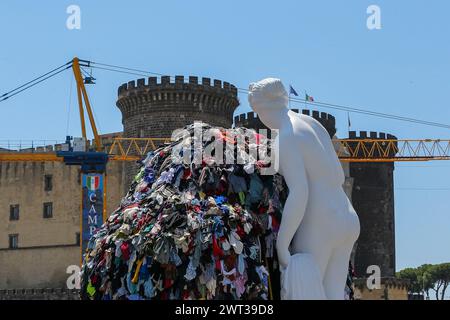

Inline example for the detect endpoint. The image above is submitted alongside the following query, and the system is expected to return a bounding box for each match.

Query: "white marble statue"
[248,78,360,300]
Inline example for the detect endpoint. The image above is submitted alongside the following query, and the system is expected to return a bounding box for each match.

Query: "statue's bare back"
[249,78,360,300]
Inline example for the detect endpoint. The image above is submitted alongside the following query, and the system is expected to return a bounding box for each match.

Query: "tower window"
[9,204,19,221]
[76,232,81,246]
[43,202,53,219]
[44,175,53,191]
[9,234,18,249]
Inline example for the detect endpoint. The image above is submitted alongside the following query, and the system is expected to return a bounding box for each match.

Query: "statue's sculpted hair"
[248,78,288,110]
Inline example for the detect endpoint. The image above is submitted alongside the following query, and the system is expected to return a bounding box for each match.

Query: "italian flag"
[305,93,314,102]
[86,175,100,191]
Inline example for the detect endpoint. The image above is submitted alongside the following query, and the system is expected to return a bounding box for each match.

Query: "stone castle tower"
[116,75,239,184]
[234,109,337,137]
[347,131,397,278]
[117,76,239,137]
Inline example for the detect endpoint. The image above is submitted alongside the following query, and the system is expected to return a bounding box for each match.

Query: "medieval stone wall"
[0,159,126,289]
[348,131,397,278]
[116,75,239,186]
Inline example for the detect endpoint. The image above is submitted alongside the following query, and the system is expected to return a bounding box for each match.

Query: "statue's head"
[248,78,289,114]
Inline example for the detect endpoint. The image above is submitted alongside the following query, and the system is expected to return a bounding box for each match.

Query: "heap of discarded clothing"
[80,123,287,300]
[345,261,356,300]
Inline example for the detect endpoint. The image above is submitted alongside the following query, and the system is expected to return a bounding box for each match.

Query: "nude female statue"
[248,78,360,300]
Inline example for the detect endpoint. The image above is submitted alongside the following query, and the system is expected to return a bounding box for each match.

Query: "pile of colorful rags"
[80,123,288,300]
[345,261,356,300]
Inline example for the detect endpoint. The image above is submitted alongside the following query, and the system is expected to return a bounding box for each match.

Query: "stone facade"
[347,131,397,278]
[116,75,239,186]
[353,278,409,300]
[234,109,337,138]
[0,288,80,300]
[0,153,126,289]
[117,76,239,138]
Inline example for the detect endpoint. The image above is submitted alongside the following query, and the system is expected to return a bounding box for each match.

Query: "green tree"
[397,263,450,300]
[428,263,450,300]
[417,264,433,299]
[397,267,421,294]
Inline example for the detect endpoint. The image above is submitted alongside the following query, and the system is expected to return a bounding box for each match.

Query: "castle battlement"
[348,131,397,140]
[117,76,239,123]
[118,76,238,97]
[346,131,398,159]
[234,109,336,138]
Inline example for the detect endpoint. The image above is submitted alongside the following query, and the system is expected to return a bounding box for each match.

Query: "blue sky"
[0,0,449,273]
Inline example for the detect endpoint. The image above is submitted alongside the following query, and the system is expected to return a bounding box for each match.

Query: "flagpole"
[304,90,307,110]
[288,84,291,109]
[347,112,351,132]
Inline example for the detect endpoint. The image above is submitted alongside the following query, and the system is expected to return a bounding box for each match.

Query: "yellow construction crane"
[71,57,102,151]
[2,137,449,162]
[1,57,449,163]
[109,137,450,162]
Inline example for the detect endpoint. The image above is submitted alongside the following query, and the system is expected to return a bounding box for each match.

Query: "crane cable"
[89,61,450,130]
[2,59,450,130]
[281,93,450,130]
[91,61,164,77]
[0,62,72,102]
[66,74,74,136]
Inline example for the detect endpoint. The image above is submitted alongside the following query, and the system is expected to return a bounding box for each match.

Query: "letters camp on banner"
[81,173,104,258]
